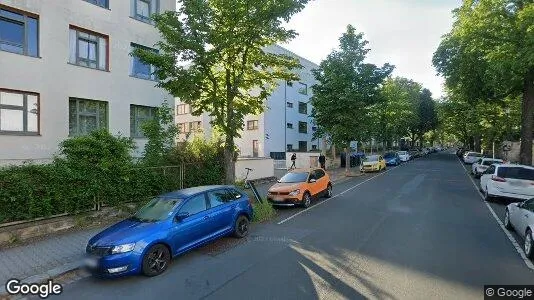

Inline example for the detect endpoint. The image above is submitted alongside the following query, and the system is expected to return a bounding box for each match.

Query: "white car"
[504,199,534,259]
[463,151,483,164]
[397,151,411,162]
[480,164,534,202]
[472,158,504,178]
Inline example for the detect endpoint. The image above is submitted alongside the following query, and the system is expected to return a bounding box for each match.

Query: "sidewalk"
[0,169,357,296]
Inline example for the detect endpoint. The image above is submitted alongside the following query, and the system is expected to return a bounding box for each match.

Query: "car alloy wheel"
[484,188,492,202]
[504,210,513,230]
[525,230,533,259]
[303,192,312,208]
[234,215,249,238]
[325,184,333,198]
[142,244,170,277]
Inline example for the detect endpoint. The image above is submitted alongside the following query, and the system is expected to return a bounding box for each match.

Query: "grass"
[252,199,276,223]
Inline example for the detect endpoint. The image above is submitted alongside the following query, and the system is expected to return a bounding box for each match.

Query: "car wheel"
[302,192,312,208]
[525,229,533,259]
[142,244,171,277]
[504,209,513,230]
[484,187,493,202]
[325,184,333,198]
[233,215,250,238]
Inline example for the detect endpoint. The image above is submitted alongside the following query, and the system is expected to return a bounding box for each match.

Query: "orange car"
[267,168,332,208]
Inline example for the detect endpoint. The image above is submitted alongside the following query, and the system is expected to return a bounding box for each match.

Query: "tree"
[141,100,178,166]
[433,0,534,164]
[133,0,308,183]
[311,25,394,174]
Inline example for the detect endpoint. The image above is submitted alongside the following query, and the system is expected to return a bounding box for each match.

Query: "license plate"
[84,257,99,268]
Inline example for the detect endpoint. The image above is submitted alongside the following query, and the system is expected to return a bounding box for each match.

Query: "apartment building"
[175,45,323,159]
[0,0,175,165]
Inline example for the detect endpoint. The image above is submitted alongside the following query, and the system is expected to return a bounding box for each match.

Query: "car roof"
[495,164,534,169]
[482,158,503,161]
[160,185,234,199]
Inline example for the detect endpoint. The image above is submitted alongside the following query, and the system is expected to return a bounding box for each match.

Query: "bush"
[252,200,276,223]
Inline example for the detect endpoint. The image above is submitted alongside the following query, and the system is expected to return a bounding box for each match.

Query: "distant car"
[397,151,411,162]
[456,148,467,158]
[504,199,534,259]
[384,152,401,166]
[267,168,332,208]
[463,152,484,164]
[480,164,534,202]
[84,185,253,278]
[361,155,386,172]
[472,158,504,178]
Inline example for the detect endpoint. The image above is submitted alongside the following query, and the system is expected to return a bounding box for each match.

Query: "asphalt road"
[46,152,534,299]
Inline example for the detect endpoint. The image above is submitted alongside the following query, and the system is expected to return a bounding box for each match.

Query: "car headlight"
[288,189,300,196]
[111,243,135,254]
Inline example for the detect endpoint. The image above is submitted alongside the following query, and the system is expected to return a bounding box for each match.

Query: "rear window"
[468,152,482,157]
[366,155,379,162]
[497,167,534,180]
[398,151,407,155]
[482,160,501,166]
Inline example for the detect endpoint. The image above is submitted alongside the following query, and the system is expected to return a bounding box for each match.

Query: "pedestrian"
[319,153,326,170]
[290,153,297,169]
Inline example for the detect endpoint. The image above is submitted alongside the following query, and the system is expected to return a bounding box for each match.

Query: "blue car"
[84,185,253,277]
[384,152,401,166]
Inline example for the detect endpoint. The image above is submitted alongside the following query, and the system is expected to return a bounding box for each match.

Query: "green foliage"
[133,0,309,183]
[252,200,276,223]
[311,25,394,147]
[141,99,178,166]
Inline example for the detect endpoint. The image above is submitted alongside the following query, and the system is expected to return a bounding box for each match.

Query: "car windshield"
[366,155,379,162]
[497,167,534,180]
[398,151,407,155]
[468,152,482,157]
[384,153,396,159]
[280,172,309,183]
[131,197,183,222]
[482,160,501,166]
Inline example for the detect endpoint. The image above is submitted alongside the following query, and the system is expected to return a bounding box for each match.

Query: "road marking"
[457,157,534,271]
[277,165,399,225]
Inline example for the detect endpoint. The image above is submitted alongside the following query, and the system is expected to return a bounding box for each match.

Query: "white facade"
[0,0,175,165]
[175,45,322,159]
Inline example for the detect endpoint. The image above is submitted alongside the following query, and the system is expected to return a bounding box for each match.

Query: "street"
[48,152,534,299]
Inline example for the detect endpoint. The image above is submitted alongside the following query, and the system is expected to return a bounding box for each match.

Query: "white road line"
[457,157,534,270]
[277,165,399,225]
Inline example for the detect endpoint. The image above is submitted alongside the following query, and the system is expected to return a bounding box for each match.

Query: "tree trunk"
[520,69,534,165]
[224,134,236,184]
[345,146,350,176]
[474,135,481,153]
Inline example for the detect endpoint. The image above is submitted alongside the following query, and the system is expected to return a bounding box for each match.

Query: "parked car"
[397,151,411,162]
[504,199,534,259]
[267,168,332,208]
[456,148,466,158]
[472,158,504,178]
[361,155,386,172]
[480,164,534,202]
[463,151,484,164]
[384,152,401,166]
[84,185,253,278]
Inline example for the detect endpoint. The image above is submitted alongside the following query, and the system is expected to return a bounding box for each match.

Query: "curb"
[0,261,83,299]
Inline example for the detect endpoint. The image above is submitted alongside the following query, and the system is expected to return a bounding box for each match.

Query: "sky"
[280,0,462,98]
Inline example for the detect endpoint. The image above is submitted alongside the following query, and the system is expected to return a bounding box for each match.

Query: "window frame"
[83,0,109,9]
[287,144,293,151]
[130,42,158,80]
[176,104,190,115]
[298,102,307,114]
[69,25,109,71]
[286,123,293,129]
[132,0,159,24]
[252,140,259,157]
[0,5,39,57]
[286,102,293,108]
[130,104,156,138]
[69,97,108,137]
[178,193,208,216]
[298,82,308,95]
[0,88,40,135]
[298,121,308,134]
[247,120,259,130]
[298,141,307,152]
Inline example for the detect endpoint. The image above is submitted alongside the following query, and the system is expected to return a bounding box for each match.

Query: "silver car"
[505,198,534,259]
[463,151,483,164]
[472,158,504,178]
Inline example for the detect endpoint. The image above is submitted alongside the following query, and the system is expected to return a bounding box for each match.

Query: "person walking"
[290,153,297,170]
[319,153,326,170]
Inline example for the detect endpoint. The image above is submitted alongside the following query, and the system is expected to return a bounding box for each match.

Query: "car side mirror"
[517,202,524,208]
[309,178,317,183]
[175,212,189,222]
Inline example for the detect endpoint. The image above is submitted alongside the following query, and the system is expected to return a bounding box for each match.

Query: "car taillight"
[491,176,506,182]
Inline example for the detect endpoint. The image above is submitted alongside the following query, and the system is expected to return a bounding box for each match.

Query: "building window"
[0,6,39,57]
[286,123,293,129]
[69,26,108,71]
[83,0,109,8]
[298,141,308,152]
[177,122,187,133]
[247,120,258,130]
[286,102,293,108]
[287,144,293,151]
[298,102,307,114]
[252,140,259,157]
[69,98,108,136]
[312,126,317,132]
[178,121,201,133]
[298,82,308,95]
[298,121,307,134]
[130,105,156,138]
[176,104,190,115]
[0,89,39,135]
[312,145,317,150]
[130,43,158,80]
[132,0,159,23]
